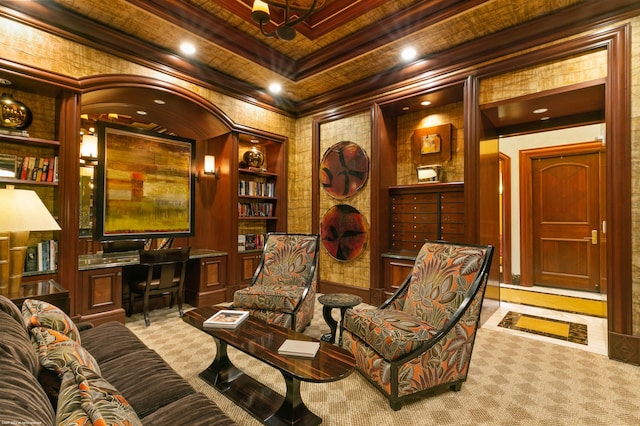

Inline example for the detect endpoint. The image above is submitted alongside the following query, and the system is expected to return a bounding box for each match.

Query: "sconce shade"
[0,187,61,232]
[204,155,216,175]
[250,0,322,41]
[81,134,98,158]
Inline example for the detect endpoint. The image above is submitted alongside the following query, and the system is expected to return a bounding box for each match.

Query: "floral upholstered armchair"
[341,240,494,410]
[232,233,320,332]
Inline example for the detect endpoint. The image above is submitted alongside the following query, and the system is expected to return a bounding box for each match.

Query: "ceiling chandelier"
[251,0,323,41]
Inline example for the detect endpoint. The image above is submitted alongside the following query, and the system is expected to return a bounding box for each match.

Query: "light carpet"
[125,299,640,425]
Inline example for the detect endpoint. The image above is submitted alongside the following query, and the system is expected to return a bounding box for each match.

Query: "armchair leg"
[450,382,462,392]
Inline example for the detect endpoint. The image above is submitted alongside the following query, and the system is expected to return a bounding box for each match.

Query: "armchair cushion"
[233,284,305,313]
[402,244,489,329]
[343,308,436,361]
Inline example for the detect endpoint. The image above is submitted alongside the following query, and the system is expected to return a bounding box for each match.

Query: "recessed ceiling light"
[0,78,11,85]
[136,110,147,115]
[533,108,548,114]
[180,42,196,55]
[153,99,166,105]
[540,116,550,121]
[421,101,432,106]
[268,82,282,94]
[402,106,410,111]
[401,47,417,61]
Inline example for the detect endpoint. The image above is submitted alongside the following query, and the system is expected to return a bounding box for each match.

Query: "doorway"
[520,142,606,293]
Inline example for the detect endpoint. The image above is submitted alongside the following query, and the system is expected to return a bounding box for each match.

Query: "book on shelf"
[277,339,320,358]
[0,153,16,178]
[245,234,256,250]
[238,234,246,252]
[24,246,37,272]
[203,310,249,329]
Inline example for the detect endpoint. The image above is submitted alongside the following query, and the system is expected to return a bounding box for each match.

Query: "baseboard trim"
[609,331,640,366]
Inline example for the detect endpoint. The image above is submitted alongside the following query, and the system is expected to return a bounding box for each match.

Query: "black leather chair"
[127,247,190,326]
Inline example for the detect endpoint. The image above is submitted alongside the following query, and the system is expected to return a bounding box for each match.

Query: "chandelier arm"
[283,0,318,27]
[259,20,277,38]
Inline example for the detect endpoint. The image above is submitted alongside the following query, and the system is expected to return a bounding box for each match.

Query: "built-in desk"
[77,249,227,326]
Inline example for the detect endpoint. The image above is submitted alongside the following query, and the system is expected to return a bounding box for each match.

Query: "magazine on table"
[203,309,249,329]
[277,339,320,358]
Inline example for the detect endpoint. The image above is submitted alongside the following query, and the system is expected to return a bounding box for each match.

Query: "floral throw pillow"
[22,298,80,343]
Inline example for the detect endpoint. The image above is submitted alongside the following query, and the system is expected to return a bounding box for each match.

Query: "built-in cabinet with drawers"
[389,182,465,251]
[383,182,465,297]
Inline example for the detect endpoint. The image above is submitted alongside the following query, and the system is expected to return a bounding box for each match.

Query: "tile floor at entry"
[484,285,608,356]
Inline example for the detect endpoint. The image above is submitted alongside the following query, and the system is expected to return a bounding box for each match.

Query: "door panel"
[532,153,600,291]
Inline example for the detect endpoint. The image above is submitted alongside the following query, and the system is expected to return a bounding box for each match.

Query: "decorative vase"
[242,148,265,169]
[0,93,33,130]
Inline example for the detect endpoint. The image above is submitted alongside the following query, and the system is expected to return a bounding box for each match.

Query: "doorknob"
[591,229,598,244]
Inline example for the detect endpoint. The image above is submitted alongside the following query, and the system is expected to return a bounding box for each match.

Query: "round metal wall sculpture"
[0,93,32,130]
[320,204,369,262]
[320,141,369,199]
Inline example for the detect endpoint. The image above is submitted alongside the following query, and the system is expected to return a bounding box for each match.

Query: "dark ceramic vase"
[1,93,33,130]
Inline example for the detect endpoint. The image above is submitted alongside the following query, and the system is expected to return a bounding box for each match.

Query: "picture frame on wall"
[412,123,452,165]
[94,122,195,240]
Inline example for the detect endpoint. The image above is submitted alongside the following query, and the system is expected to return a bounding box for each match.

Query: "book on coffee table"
[203,310,249,329]
[278,339,320,358]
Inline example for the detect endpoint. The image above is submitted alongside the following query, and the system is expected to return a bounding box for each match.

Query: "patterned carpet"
[125,298,640,425]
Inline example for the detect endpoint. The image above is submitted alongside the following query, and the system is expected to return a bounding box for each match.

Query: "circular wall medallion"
[320,141,369,199]
[320,204,369,262]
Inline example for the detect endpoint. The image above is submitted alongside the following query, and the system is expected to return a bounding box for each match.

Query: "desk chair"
[128,247,190,326]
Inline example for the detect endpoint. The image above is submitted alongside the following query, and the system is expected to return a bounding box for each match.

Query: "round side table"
[317,293,362,344]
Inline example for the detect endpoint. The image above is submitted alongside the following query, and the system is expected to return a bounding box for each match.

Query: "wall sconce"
[80,134,98,159]
[199,154,219,180]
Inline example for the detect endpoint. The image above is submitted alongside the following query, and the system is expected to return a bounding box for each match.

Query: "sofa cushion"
[140,392,236,426]
[56,361,141,426]
[22,298,81,343]
[0,294,27,329]
[0,311,40,376]
[342,307,436,361]
[0,357,55,426]
[80,321,150,365]
[98,349,195,418]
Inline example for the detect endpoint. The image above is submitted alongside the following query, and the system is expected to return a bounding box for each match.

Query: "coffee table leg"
[266,372,321,426]
[199,337,242,389]
[321,306,337,343]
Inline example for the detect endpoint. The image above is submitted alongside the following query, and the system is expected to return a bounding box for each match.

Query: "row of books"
[24,240,58,273]
[238,233,265,251]
[15,156,59,182]
[238,180,275,197]
[238,202,274,217]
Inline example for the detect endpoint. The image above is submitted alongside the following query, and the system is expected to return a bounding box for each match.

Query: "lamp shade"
[0,187,61,232]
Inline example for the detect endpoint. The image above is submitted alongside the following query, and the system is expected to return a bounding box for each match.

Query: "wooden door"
[530,152,601,292]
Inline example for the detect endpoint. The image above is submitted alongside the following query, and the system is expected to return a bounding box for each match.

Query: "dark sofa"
[0,295,235,425]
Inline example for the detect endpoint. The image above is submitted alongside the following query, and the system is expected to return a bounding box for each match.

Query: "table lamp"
[0,186,61,296]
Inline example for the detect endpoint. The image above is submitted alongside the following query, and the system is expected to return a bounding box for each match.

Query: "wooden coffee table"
[183,306,355,426]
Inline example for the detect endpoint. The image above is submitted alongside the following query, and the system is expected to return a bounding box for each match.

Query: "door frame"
[499,153,512,284]
[520,141,605,288]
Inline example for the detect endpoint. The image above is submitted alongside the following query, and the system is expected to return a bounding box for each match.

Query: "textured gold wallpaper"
[396,102,465,185]
[318,112,372,289]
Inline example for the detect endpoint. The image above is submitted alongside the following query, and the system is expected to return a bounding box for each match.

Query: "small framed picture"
[0,154,17,178]
[412,124,452,164]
